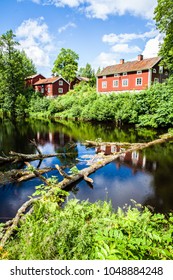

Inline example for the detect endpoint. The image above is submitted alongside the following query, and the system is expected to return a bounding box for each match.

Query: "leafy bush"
[2,199,173,260]
[27,77,173,127]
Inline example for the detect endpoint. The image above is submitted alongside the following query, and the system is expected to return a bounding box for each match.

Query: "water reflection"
[96,144,157,173]
[0,119,173,222]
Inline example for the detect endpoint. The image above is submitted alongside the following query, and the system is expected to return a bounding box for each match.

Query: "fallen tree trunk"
[0,198,39,248]
[0,151,74,165]
[0,167,54,185]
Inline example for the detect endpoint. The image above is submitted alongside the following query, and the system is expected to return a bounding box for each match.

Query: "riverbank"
[25,77,173,128]
[0,196,173,260]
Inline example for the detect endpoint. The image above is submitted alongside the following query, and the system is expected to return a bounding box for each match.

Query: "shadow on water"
[0,118,173,222]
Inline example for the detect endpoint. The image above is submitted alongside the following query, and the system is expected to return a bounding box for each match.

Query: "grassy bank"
[0,194,173,260]
[27,77,173,128]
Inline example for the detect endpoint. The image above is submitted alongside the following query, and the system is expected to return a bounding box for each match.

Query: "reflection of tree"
[142,143,173,212]
[0,120,36,156]
[55,120,160,143]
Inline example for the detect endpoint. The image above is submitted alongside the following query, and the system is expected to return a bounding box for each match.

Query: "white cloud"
[46,0,84,8]
[58,22,77,33]
[142,34,163,58]
[15,17,54,68]
[102,29,159,44]
[111,44,141,53]
[93,52,116,69]
[42,0,157,20]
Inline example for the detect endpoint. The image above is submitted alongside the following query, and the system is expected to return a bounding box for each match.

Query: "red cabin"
[33,76,70,97]
[97,55,169,93]
[25,74,46,87]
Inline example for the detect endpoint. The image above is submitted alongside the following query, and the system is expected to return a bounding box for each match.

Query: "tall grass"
[1,197,173,260]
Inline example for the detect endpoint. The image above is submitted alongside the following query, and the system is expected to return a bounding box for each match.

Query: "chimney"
[137,54,143,61]
[120,58,124,64]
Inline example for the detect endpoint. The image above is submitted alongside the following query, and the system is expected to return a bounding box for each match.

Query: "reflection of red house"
[96,145,146,169]
[33,77,70,97]
[36,132,72,148]
[96,144,121,155]
[25,74,46,87]
[97,55,169,93]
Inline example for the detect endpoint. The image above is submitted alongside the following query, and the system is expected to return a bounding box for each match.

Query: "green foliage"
[3,199,173,260]
[69,166,79,175]
[78,63,96,86]
[52,48,79,83]
[0,30,36,117]
[154,0,173,71]
[15,94,28,118]
[27,77,173,128]
[28,95,50,114]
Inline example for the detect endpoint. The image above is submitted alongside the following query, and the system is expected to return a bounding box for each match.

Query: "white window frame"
[136,77,143,86]
[154,78,159,83]
[153,68,157,73]
[123,72,127,76]
[102,81,107,88]
[41,85,44,93]
[137,70,142,74]
[58,88,63,93]
[102,75,106,79]
[113,80,119,87]
[122,79,128,87]
[47,87,50,93]
[159,66,163,74]
[114,73,119,77]
[59,80,63,86]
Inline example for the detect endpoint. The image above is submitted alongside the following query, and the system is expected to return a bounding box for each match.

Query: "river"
[0,118,173,223]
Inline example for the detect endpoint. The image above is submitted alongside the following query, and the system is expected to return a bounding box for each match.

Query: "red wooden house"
[33,76,70,97]
[70,76,89,89]
[25,74,46,87]
[97,55,169,93]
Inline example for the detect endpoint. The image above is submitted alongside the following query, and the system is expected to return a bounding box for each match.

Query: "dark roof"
[97,56,162,76]
[33,77,69,85]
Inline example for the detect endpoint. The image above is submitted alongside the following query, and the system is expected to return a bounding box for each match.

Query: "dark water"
[0,118,173,223]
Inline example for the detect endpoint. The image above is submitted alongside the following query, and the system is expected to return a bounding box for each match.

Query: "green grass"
[1,197,173,260]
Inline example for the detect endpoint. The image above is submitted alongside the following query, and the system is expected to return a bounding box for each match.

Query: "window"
[59,80,63,86]
[113,80,119,87]
[58,88,63,93]
[114,73,119,77]
[159,66,163,74]
[41,85,44,93]
[47,87,50,93]
[102,81,107,88]
[123,72,127,76]
[154,78,159,83]
[111,145,117,153]
[153,68,157,73]
[136,77,142,86]
[102,75,106,79]
[137,70,142,74]
[122,79,128,87]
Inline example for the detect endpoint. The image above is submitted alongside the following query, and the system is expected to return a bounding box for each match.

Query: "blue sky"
[0,0,162,77]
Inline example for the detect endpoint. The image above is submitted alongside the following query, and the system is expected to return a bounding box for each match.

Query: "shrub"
[3,199,173,260]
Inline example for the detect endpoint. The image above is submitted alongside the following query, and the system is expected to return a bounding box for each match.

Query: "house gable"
[25,74,46,87]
